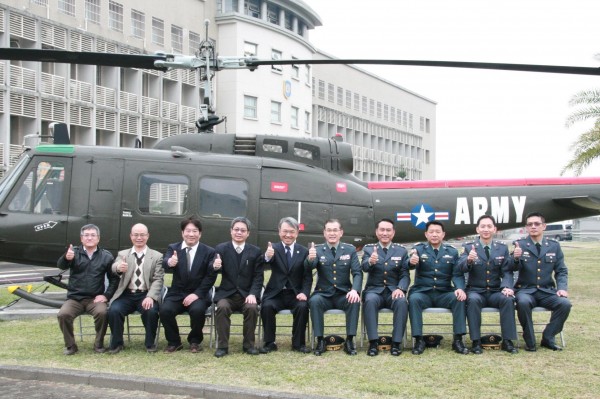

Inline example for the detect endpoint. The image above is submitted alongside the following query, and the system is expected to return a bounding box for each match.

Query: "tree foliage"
[562,89,600,175]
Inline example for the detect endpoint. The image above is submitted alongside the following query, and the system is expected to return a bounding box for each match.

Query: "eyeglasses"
[131,233,148,238]
[81,233,98,238]
[232,228,248,233]
[526,222,543,227]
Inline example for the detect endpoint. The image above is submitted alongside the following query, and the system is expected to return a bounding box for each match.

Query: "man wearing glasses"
[212,217,264,357]
[57,224,118,355]
[306,219,362,356]
[107,223,164,354]
[513,212,571,351]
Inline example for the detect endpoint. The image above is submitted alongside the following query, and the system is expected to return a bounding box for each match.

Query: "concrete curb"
[0,365,336,399]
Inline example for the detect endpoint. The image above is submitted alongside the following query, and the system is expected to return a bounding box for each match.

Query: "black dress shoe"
[244,347,260,355]
[93,345,107,354]
[524,345,537,352]
[190,343,202,353]
[541,338,562,351]
[63,345,78,356]
[367,341,378,356]
[471,340,483,355]
[501,339,518,354]
[259,342,278,354]
[390,343,402,356]
[344,339,357,355]
[452,339,470,355]
[292,345,311,354]
[412,337,426,355]
[109,345,124,354]
[146,345,158,353]
[214,348,229,358]
[163,344,183,353]
[314,339,326,356]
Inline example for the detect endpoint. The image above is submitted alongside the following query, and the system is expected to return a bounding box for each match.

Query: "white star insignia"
[413,205,433,227]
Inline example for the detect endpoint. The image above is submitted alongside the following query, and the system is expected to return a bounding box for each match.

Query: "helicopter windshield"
[0,153,31,206]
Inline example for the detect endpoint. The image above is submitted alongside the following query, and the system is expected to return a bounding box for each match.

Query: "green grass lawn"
[1,243,599,398]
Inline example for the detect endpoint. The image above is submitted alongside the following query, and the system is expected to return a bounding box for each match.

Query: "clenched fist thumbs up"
[213,253,222,270]
[168,250,178,268]
[265,241,274,259]
[65,244,75,261]
[409,248,419,265]
[118,255,128,273]
[513,241,522,259]
[369,249,379,265]
[468,245,478,263]
[308,242,317,261]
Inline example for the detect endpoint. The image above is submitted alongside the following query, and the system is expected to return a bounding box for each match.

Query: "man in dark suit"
[259,217,312,354]
[306,219,362,356]
[213,217,264,357]
[362,218,410,356]
[458,215,518,354]
[161,217,216,353]
[407,220,469,355]
[108,223,164,353]
[514,212,571,351]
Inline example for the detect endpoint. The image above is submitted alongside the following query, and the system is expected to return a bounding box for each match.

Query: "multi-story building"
[0,0,435,181]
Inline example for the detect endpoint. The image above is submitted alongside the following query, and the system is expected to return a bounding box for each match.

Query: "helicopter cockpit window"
[293,143,319,160]
[199,177,248,219]
[8,161,65,214]
[138,174,189,215]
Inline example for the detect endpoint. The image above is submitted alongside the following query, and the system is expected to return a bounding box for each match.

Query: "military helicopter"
[1,28,600,278]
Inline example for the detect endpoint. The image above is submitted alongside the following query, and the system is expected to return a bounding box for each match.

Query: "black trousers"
[261,289,309,348]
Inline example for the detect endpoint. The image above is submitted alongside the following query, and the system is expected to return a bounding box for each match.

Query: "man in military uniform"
[458,215,518,354]
[513,212,571,351]
[361,218,409,356]
[407,220,469,355]
[306,219,363,356]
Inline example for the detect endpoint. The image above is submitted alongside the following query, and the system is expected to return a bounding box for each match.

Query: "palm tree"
[562,89,600,175]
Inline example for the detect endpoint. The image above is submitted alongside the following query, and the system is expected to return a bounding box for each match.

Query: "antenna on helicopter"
[195,19,225,133]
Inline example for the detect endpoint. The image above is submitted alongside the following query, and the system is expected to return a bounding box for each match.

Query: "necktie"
[484,246,490,260]
[186,247,193,271]
[535,242,542,255]
[236,246,242,254]
[331,246,336,258]
[133,253,144,288]
[434,248,439,256]
[285,246,292,270]
[382,247,388,255]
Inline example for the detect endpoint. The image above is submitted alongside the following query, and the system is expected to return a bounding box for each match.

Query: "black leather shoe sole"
[214,348,229,358]
[541,339,562,351]
[292,346,311,354]
[367,348,378,356]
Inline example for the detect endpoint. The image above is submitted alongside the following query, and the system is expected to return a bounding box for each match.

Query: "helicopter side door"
[0,156,71,265]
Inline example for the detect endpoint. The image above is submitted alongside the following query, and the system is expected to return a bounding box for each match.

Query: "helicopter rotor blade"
[0,48,169,70]
[245,58,600,76]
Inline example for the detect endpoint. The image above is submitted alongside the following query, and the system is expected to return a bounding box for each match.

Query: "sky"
[302,0,600,179]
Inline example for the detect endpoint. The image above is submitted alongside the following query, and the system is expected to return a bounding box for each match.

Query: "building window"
[267,3,279,24]
[291,106,299,128]
[284,12,293,30]
[58,0,75,16]
[369,99,375,117]
[336,87,343,106]
[390,106,396,123]
[152,17,164,45]
[271,101,282,123]
[327,83,334,103]
[219,0,239,13]
[244,95,257,119]
[271,49,282,72]
[354,93,360,111]
[362,96,367,114]
[318,80,325,100]
[131,10,145,39]
[85,0,101,24]
[403,111,408,127]
[244,42,257,57]
[171,25,183,53]
[419,116,425,132]
[346,90,352,109]
[305,111,311,132]
[109,1,123,32]
[292,58,299,79]
[425,150,430,164]
[409,113,413,130]
[245,0,260,18]
[32,0,48,5]
[189,31,201,54]
[305,65,311,85]
[384,105,389,121]
[377,101,382,119]
[426,118,431,133]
